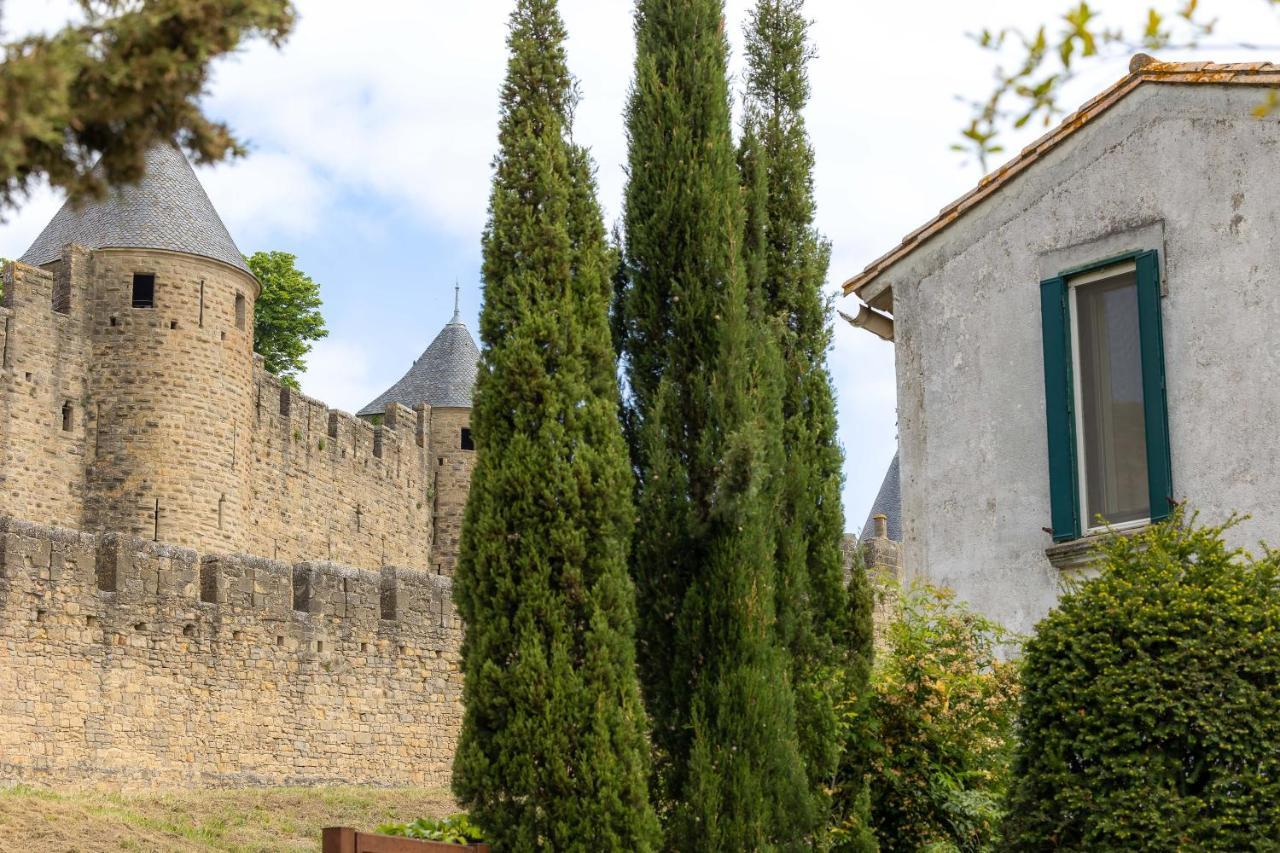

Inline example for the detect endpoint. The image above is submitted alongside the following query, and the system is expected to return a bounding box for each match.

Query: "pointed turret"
[860,451,902,543]
[20,144,251,276]
[358,297,480,417]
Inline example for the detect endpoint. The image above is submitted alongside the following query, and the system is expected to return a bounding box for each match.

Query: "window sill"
[1045,524,1150,573]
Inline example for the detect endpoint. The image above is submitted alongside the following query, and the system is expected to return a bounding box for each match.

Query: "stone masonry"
[0,516,462,787]
[0,252,473,575]
[0,244,474,787]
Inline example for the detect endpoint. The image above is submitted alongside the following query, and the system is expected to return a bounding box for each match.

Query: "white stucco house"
[842,56,1280,636]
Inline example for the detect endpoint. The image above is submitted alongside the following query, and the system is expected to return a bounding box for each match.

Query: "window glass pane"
[1076,270,1148,526]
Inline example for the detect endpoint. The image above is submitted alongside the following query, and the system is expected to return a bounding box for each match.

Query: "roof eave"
[841,57,1280,303]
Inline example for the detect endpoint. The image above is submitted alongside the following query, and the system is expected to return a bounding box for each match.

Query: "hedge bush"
[861,583,1020,852]
[1002,509,1280,850]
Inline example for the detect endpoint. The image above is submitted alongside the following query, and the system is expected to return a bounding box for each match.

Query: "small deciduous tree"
[451,1,659,849]
[1003,510,1280,850]
[865,583,1018,853]
[245,251,327,388]
[0,0,295,212]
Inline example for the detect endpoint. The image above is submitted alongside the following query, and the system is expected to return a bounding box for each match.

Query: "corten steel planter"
[322,827,490,853]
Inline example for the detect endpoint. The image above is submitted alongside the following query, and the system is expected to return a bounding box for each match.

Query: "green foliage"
[0,256,9,301]
[245,251,327,389]
[955,1,1280,168]
[740,1,876,843]
[1002,509,1280,849]
[0,0,294,211]
[451,1,658,850]
[620,0,813,846]
[378,814,484,844]
[862,584,1018,853]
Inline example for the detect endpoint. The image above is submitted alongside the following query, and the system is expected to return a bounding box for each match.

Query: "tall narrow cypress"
[740,1,876,843]
[620,0,813,847]
[452,2,658,849]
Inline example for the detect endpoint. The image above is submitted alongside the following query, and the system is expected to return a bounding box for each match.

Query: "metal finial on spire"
[451,281,462,324]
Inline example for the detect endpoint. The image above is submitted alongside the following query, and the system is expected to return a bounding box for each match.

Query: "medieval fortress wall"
[0,245,473,787]
[0,516,462,787]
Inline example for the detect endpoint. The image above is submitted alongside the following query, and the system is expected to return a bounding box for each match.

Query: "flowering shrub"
[866,583,1019,852]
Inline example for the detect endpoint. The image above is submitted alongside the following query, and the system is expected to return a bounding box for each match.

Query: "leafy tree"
[865,583,1018,853]
[619,0,812,846]
[1003,509,1280,850]
[245,251,327,388]
[0,0,294,213]
[957,1,1280,168]
[739,1,876,843]
[451,1,659,849]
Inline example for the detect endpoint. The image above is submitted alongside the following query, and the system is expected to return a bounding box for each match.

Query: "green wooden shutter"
[1040,276,1080,541]
[1135,250,1173,522]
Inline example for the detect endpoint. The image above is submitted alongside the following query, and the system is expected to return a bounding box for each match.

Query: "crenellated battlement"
[246,361,436,572]
[0,515,463,788]
[1,150,477,792]
[0,515,454,644]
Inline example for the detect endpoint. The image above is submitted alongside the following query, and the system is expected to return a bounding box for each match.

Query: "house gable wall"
[888,84,1280,634]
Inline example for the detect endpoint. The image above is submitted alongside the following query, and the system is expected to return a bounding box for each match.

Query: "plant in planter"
[378,814,485,845]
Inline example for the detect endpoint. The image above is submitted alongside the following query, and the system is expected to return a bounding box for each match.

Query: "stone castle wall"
[246,371,434,572]
[0,259,92,531]
[0,516,463,788]
[0,251,468,576]
[84,248,258,554]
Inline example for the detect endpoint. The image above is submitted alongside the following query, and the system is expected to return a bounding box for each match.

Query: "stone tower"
[16,144,260,553]
[359,287,479,575]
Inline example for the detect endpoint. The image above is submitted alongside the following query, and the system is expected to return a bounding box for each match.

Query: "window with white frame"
[1039,250,1172,542]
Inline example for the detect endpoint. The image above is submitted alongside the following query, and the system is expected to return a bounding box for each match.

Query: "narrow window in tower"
[132,273,155,308]
[460,427,475,451]
[61,401,73,431]
[198,280,205,327]
[235,293,246,330]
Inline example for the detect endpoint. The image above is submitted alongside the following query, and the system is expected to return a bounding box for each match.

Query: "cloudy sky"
[2,0,1274,532]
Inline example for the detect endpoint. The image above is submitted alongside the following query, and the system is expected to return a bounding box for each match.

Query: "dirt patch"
[0,785,455,852]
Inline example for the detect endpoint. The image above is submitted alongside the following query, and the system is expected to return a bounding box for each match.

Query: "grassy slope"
[0,785,454,852]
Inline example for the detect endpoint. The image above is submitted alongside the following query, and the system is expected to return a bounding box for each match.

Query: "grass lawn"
[0,784,454,852]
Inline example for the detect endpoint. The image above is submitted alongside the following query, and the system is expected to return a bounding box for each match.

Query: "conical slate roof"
[358,300,479,416]
[19,144,251,275]
[859,451,902,543]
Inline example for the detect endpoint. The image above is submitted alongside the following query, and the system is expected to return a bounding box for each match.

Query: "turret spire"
[451,281,462,324]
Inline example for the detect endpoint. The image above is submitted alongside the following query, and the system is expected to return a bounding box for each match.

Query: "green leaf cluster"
[739,1,876,845]
[245,251,328,389]
[0,0,295,211]
[451,1,658,850]
[956,1,1229,169]
[378,814,485,844]
[1002,508,1280,849]
[864,584,1019,853]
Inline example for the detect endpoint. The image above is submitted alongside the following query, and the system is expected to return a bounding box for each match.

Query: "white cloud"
[297,337,378,415]
[199,150,334,239]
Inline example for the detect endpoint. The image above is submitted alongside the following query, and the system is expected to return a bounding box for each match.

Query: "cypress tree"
[739,1,876,844]
[452,2,659,849]
[620,0,813,846]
